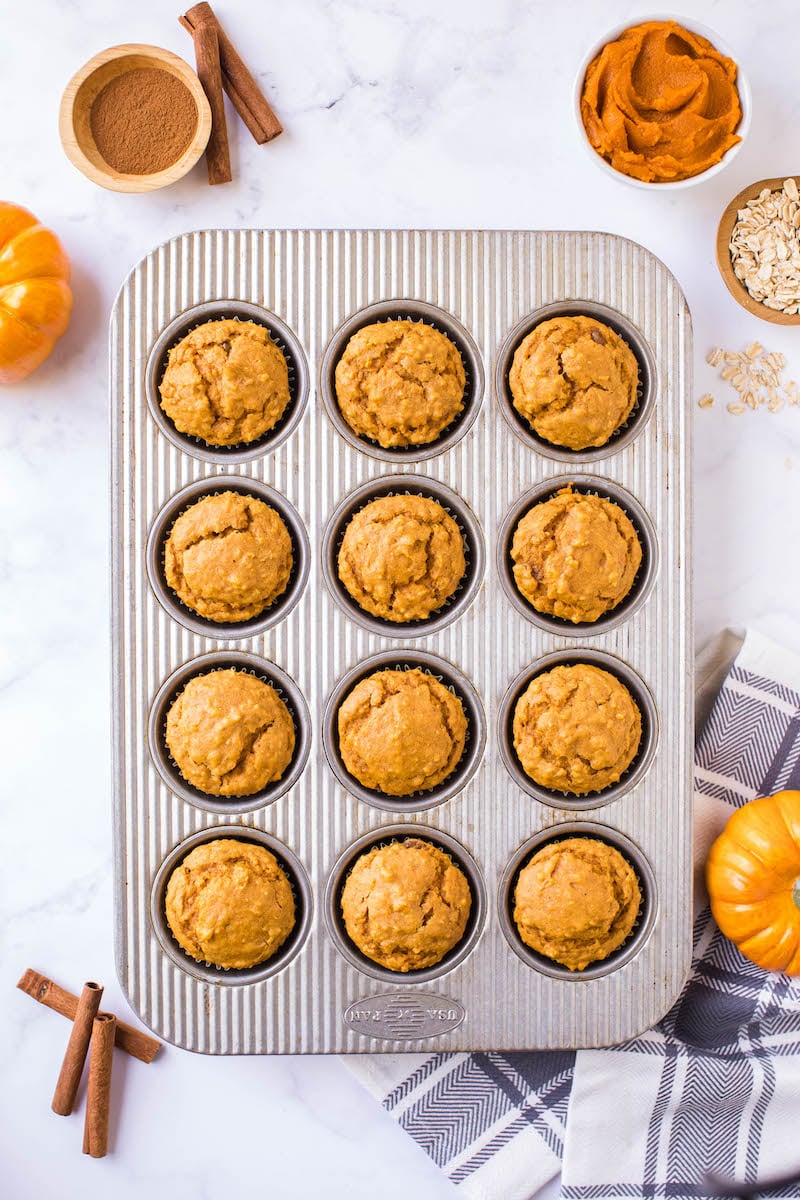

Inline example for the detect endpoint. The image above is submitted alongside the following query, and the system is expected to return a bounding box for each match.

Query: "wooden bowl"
[716,177,800,326]
[59,44,211,194]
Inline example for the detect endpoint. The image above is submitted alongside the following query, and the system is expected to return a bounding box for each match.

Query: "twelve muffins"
[513,837,641,971]
[158,318,291,447]
[337,493,466,623]
[513,663,642,794]
[164,490,293,623]
[165,669,295,797]
[334,319,466,448]
[509,315,639,450]
[510,486,642,623]
[340,838,472,971]
[165,838,296,969]
[337,667,468,795]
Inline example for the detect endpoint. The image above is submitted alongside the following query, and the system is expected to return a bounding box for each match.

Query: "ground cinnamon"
[90,67,198,175]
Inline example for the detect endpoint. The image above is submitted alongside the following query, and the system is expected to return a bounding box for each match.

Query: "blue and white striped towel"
[346,630,800,1200]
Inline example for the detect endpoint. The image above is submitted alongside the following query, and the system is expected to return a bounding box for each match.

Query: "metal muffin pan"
[495,299,658,464]
[324,824,488,985]
[319,298,485,463]
[497,648,659,812]
[111,229,692,1052]
[146,475,310,640]
[322,649,487,814]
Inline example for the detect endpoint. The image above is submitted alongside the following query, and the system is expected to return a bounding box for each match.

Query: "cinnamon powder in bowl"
[59,44,211,193]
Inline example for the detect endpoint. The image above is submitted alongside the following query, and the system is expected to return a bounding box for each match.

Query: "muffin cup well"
[497,475,658,637]
[325,825,487,985]
[146,476,310,640]
[498,823,657,981]
[150,825,313,986]
[495,300,657,463]
[323,651,486,813]
[498,650,659,810]
[319,299,485,462]
[148,651,311,815]
[322,475,485,639]
[145,300,310,464]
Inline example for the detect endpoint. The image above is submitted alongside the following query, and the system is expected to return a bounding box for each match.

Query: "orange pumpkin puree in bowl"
[580,20,742,183]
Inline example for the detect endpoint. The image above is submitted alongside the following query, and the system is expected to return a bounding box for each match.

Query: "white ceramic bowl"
[573,13,751,190]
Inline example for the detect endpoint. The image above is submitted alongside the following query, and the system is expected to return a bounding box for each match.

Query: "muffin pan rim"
[321,472,486,640]
[145,474,311,641]
[319,297,486,463]
[150,824,314,987]
[497,648,660,810]
[147,650,312,815]
[497,821,658,981]
[144,298,311,465]
[496,473,659,637]
[494,299,658,464]
[323,824,488,986]
[322,649,487,813]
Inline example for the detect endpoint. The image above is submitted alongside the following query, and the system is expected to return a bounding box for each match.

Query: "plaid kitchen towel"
[345,629,800,1200]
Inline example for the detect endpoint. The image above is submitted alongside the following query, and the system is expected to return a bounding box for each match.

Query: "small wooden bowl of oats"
[717,177,800,326]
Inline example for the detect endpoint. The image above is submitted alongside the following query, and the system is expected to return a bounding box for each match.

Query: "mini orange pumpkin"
[706,789,800,975]
[0,202,73,384]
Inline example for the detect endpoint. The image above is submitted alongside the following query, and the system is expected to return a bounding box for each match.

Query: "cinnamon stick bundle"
[52,981,103,1116]
[191,19,232,184]
[83,1013,116,1159]
[17,969,161,1064]
[180,2,283,144]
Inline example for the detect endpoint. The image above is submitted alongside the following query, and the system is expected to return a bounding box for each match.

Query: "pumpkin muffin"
[165,838,295,969]
[158,318,291,446]
[165,669,295,797]
[334,319,466,448]
[513,837,641,971]
[510,486,642,623]
[337,493,466,622]
[341,838,472,971]
[509,316,639,450]
[337,667,468,795]
[164,490,293,623]
[513,663,642,794]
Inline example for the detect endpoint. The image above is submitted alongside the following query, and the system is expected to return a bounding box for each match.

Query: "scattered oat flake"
[727,403,746,414]
[707,341,796,417]
[698,394,715,408]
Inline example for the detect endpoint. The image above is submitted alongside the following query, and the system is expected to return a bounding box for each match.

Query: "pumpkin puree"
[581,20,742,183]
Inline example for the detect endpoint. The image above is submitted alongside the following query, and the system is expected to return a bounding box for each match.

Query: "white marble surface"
[2,1,800,1196]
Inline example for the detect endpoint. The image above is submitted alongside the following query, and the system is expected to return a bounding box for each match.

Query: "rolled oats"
[729,180,800,313]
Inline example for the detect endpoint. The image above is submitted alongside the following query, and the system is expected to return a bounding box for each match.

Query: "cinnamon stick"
[180,3,283,144]
[51,981,103,1116]
[83,1013,116,1159]
[17,969,161,1064]
[191,19,232,184]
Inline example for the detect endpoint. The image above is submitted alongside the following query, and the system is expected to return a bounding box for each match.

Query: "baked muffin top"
[513,837,641,971]
[158,318,291,447]
[513,663,642,794]
[510,487,642,623]
[509,315,639,450]
[164,490,293,623]
[337,493,466,623]
[165,838,295,969]
[337,667,467,795]
[340,838,472,972]
[165,669,295,797]
[334,319,466,448]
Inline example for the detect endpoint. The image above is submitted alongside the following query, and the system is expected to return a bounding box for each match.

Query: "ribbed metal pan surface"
[110,229,692,1053]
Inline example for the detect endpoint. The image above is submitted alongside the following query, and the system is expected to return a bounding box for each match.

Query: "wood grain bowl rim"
[716,176,800,326]
[58,43,212,194]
